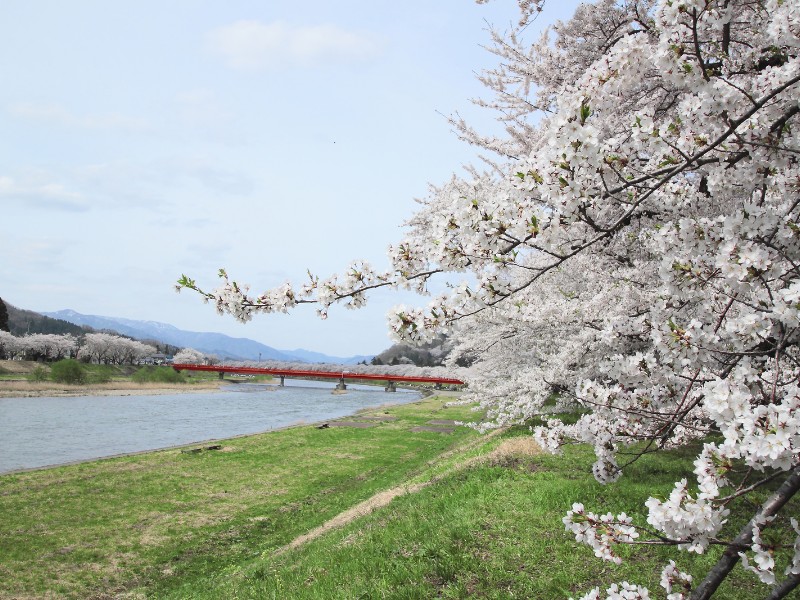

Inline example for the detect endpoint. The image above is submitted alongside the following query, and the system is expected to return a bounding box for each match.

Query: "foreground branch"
[691,465,800,600]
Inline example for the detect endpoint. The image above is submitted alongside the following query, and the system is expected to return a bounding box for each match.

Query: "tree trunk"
[691,465,800,599]
[766,572,800,600]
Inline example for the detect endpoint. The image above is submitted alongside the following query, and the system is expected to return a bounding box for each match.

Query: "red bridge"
[171,363,464,392]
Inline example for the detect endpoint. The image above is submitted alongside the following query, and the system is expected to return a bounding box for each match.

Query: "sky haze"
[1,1,582,356]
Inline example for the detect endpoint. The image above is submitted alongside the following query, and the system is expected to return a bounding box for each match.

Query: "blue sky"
[1,1,582,357]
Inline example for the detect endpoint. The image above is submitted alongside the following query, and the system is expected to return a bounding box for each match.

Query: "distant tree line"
[368,335,460,367]
[366,335,474,368]
[0,298,9,333]
[0,331,159,364]
[0,300,182,363]
[171,351,467,382]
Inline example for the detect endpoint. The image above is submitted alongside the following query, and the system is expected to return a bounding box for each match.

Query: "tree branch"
[691,465,800,600]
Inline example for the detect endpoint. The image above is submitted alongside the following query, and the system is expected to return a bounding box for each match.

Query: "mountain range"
[41,309,373,365]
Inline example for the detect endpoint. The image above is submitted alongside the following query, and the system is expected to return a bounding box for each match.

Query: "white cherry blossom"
[180,0,800,596]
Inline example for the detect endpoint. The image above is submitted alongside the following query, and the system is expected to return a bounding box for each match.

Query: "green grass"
[0,401,788,599]
[0,397,480,599]
[181,431,765,600]
[0,359,271,385]
[131,365,188,384]
[1,361,135,382]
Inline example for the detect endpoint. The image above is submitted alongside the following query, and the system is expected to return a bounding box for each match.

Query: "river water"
[0,380,421,474]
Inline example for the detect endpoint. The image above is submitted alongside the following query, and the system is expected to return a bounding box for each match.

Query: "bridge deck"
[171,363,464,385]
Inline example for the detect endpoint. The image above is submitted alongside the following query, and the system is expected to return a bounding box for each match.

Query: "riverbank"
[0,359,233,397]
[0,396,764,598]
[1,383,423,474]
[0,397,478,598]
[0,379,226,397]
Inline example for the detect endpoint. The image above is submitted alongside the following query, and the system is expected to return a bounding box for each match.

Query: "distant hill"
[6,303,89,337]
[40,309,373,364]
[370,335,463,367]
[283,348,374,365]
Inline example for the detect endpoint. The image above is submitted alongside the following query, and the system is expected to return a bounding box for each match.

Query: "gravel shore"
[0,380,226,398]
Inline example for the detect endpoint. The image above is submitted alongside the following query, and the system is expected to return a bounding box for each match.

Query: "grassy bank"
[0,397,478,598]
[0,360,258,397]
[0,397,769,599]
[0,360,178,382]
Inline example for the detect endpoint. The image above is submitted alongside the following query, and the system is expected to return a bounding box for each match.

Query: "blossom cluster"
[563,503,639,564]
[0,331,157,364]
[182,0,800,596]
[644,480,729,554]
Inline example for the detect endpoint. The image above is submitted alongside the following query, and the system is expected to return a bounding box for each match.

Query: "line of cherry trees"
[0,331,159,365]
[171,348,467,381]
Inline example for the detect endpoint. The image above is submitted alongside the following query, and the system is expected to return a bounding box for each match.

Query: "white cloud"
[8,103,149,131]
[0,175,88,212]
[207,20,381,70]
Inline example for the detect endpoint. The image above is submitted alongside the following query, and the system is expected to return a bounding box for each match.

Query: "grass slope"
[0,397,781,599]
[0,398,477,598]
[0,360,248,397]
[182,433,764,600]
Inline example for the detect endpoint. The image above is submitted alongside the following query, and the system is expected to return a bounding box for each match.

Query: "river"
[0,380,422,474]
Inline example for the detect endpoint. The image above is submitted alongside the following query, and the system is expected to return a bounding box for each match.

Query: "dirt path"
[275,430,540,555]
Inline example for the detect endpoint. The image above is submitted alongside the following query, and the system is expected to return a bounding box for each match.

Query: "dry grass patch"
[137,510,234,547]
[330,453,365,460]
[484,436,543,471]
[487,436,542,460]
[0,360,44,374]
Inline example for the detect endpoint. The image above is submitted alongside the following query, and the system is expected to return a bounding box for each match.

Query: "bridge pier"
[335,378,347,390]
[385,381,397,392]
[279,375,285,386]
[219,371,224,380]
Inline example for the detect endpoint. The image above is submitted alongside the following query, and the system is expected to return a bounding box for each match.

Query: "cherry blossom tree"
[0,332,156,365]
[172,348,208,365]
[78,333,156,365]
[0,330,20,359]
[109,337,156,365]
[179,0,800,597]
[19,333,77,362]
[217,359,464,380]
[79,333,119,364]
